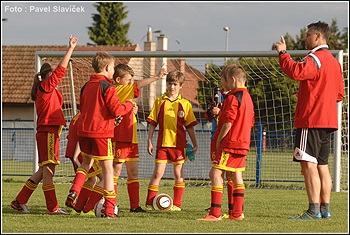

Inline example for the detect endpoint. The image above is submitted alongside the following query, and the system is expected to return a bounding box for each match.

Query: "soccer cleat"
[145,205,155,211]
[10,200,29,213]
[65,190,77,209]
[322,212,331,219]
[130,206,146,213]
[228,213,245,221]
[70,210,81,216]
[105,214,118,219]
[80,209,95,217]
[197,214,222,221]
[289,211,321,220]
[222,213,229,219]
[47,208,69,215]
[169,205,181,211]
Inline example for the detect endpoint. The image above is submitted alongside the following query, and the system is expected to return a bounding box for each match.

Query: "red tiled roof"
[2,45,138,104]
[2,45,205,109]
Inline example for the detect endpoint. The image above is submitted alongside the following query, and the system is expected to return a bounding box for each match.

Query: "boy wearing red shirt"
[199,64,255,221]
[65,52,134,218]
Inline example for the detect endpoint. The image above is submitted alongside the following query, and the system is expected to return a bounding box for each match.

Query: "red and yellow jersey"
[279,45,344,129]
[35,65,66,132]
[147,93,198,149]
[113,82,140,143]
[213,87,255,155]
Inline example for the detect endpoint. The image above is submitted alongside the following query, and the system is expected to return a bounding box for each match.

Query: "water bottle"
[186,143,195,162]
[214,87,221,106]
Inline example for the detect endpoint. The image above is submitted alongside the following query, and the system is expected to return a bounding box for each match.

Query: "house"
[2,29,206,123]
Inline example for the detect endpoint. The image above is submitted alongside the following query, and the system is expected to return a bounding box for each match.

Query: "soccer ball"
[152,193,173,211]
[94,197,118,217]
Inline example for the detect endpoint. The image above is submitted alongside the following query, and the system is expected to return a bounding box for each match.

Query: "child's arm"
[58,34,78,69]
[148,123,156,156]
[186,126,198,155]
[137,67,167,89]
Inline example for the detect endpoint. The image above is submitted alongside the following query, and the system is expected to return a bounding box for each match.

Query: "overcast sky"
[1,1,348,51]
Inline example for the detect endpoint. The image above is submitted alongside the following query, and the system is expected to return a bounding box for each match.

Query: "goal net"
[34,50,348,190]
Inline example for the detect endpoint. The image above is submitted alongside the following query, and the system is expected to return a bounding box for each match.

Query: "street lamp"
[223,26,230,63]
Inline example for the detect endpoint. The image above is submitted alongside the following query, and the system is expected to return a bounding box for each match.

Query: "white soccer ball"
[152,193,173,211]
[94,197,118,217]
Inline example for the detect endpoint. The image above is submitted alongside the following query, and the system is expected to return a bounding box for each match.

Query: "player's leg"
[145,162,167,207]
[172,163,185,210]
[126,161,145,212]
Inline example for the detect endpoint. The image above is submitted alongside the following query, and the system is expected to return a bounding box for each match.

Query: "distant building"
[2,27,206,122]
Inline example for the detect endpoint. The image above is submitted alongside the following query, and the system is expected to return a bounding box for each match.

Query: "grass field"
[1,176,348,233]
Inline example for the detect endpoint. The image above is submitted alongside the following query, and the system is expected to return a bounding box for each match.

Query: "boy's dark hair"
[308,21,330,42]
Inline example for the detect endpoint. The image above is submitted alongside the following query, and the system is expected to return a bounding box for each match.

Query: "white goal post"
[33,50,347,191]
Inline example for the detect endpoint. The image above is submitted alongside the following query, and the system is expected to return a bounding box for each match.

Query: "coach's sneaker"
[197,214,222,221]
[289,211,321,220]
[145,205,155,211]
[130,206,146,213]
[322,212,331,219]
[10,200,29,213]
[170,205,181,211]
[47,208,69,215]
[65,190,77,209]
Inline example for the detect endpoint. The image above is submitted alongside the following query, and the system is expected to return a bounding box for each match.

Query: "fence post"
[256,122,263,187]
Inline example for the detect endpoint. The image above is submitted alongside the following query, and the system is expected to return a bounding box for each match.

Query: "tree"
[270,18,348,51]
[201,18,347,131]
[88,2,132,46]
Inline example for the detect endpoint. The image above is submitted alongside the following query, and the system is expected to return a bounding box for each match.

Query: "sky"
[1,1,349,52]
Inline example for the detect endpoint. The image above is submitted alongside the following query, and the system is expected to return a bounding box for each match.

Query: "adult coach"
[275,21,344,220]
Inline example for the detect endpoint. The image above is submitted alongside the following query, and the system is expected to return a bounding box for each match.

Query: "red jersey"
[213,87,255,155]
[279,45,344,129]
[35,65,67,132]
[112,82,140,143]
[78,74,134,138]
[147,93,198,150]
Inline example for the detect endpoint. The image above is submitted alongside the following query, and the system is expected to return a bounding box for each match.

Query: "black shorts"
[293,128,332,165]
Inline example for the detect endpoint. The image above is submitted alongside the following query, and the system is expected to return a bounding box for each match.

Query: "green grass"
[1,176,348,233]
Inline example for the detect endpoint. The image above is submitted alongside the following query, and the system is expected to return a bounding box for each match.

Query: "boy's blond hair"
[222,64,247,83]
[113,63,134,80]
[166,70,186,85]
[92,51,115,73]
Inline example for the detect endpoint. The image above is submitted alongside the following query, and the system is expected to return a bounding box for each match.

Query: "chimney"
[147,25,152,42]
[157,34,168,51]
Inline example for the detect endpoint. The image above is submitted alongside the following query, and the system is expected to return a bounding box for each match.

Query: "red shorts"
[78,137,114,161]
[156,147,185,165]
[212,149,246,172]
[112,142,139,163]
[36,131,60,166]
